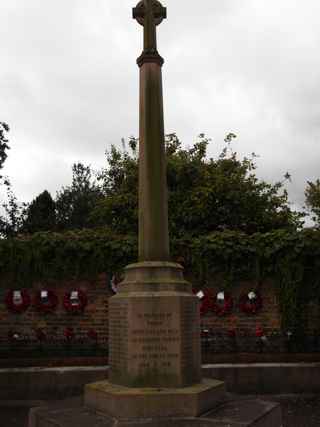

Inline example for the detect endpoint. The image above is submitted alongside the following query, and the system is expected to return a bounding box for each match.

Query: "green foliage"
[90,140,139,234]
[1,162,104,237]
[0,228,137,287]
[0,122,9,174]
[167,133,303,236]
[0,123,28,237]
[91,133,303,236]
[305,179,320,227]
[2,133,303,237]
[1,228,320,333]
[55,163,103,231]
[0,181,26,238]
[22,190,56,233]
[179,229,320,331]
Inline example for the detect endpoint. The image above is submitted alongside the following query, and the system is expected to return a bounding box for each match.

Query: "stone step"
[28,396,282,427]
[84,379,226,418]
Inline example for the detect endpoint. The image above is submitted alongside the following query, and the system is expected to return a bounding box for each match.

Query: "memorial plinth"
[83,261,226,418]
[84,379,225,419]
[109,262,200,388]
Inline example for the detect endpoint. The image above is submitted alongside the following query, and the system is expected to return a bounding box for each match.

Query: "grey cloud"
[0,0,319,219]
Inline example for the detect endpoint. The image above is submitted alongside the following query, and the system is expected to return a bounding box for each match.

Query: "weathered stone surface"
[29,406,114,427]
[204,398,282,426]
[2,364,320,401]
[109,262,201,388]
[29,397,282,427]
[119,262,192,293]
[84,379,225,418]
[138,59,168,260]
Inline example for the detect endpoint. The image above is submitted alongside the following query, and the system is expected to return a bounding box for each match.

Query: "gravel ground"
[2,395,320,427]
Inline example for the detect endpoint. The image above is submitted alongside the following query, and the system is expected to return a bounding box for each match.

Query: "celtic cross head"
[133,0,166,53]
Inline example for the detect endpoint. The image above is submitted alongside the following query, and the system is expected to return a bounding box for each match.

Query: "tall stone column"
[84,0,225,418]
[138,59,169,261]
[103,0,202,388]
[135,0,169,262]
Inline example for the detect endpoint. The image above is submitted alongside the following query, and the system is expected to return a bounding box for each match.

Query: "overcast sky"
[0,0,319,218]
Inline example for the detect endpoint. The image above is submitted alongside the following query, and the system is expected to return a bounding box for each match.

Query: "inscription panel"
[128,298,181,377]
[110,293,200,387]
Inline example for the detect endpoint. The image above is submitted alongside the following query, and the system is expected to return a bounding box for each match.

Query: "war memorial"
[29,1,282,425]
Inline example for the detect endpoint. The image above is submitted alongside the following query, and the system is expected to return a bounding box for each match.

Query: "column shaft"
[138,61,169,261]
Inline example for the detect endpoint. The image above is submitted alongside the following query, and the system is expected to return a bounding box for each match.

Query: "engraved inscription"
[110,294,200,386]
[129,305,180,373]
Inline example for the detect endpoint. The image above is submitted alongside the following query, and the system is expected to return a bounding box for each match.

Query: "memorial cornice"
[137,49,164,67]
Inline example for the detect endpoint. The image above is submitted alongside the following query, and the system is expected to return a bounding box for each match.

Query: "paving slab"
[204,398,282,426]
[28,396,281,427]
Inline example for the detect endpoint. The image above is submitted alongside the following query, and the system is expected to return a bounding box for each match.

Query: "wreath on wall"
[5,290,31,314]
[239,290,262,315]
[212,291,233,316]
[34,290,58,314]
[63,289,87,314]
[193,288,213,316]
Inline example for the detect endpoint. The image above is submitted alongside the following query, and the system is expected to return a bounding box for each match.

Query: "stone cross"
[103,0,203,392]
[132,0,169,261]
[133,0,167,54]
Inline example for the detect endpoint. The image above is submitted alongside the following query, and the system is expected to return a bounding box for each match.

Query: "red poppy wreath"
[239,290,262,315]
[63,289,87,314]
[212,291,233,316]
[34,290,58,314]
[193,288,213,316]
[5,289,31,314]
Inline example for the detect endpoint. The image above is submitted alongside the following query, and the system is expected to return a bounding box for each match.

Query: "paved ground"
[268,394,320,426]
[2,395,320,427]
[1,406,31,427]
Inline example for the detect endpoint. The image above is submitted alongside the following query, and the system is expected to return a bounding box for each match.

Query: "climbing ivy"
[0,228,320,332]
[174,229,320,332]
[0,229,137,287]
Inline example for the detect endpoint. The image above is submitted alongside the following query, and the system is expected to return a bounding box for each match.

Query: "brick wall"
[198,279,281,335]
[0,274,112,350]
[0,273,317,358]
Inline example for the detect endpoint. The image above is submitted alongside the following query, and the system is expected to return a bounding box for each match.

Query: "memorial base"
[29,394,282,427]
[108,262,201,388]
[84,378,225,418]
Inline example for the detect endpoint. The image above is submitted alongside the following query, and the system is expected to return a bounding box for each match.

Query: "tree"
[90,133,303,237]
[3,132,303,237]
[305,179,320,227]
[90,138,139,234]
[0,182,26,237]
[55,163,103,231]
[22,190,56,233]
[0,122,10,176]
[0,122,21,238]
